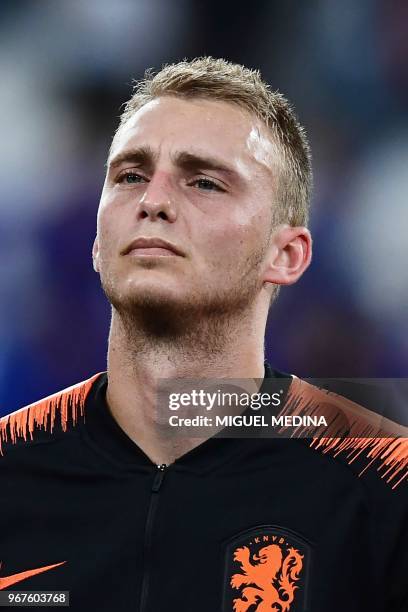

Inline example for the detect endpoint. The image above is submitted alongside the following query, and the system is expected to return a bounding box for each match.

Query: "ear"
[262,225,312,286]
[92,236,100,273]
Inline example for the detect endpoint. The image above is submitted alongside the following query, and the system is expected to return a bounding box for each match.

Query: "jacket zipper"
[139,463,167,612]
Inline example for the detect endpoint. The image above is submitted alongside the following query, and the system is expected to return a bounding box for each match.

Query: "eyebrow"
[107,146,156,172]
[108,147,244,185]
[172,151,240,181]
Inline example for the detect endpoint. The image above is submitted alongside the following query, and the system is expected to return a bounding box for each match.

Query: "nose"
[136,172,177,223]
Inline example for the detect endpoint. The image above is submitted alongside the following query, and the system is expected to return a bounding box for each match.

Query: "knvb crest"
[223,526,312,611]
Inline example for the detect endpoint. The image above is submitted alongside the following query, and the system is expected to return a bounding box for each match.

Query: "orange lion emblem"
[230,543,303,611]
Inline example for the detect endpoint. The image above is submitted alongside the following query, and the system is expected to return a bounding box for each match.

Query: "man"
[0,57,406,611]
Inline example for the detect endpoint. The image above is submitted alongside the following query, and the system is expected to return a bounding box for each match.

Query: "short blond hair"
[117,56,312,227]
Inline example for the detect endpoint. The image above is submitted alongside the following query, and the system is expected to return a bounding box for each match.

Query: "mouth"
[122,237,185,258]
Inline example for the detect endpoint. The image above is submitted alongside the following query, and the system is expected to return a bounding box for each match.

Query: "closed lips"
[122,238,184,256]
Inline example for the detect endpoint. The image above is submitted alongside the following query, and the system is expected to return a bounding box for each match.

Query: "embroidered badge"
[223,525,312,611]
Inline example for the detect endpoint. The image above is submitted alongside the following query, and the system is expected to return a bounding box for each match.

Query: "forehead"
[109,96,280,177]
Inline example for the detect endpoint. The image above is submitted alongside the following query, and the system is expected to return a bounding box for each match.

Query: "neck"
[105,303,267,465]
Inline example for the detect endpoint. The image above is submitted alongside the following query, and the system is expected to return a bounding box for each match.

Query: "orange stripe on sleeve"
[0,373,101,455]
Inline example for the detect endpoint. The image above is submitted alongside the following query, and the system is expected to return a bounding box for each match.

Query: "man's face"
[94,96,281,319]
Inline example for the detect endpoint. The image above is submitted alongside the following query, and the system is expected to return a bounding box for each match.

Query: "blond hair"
[117,56,312,227]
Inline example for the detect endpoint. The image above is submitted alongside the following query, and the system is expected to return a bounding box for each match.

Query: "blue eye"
[195,178,223,191]
[124,173,143,184]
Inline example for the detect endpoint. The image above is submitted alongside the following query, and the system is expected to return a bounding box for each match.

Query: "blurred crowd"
[1,0,407,414]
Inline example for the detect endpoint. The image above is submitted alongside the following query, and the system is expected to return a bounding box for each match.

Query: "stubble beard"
[99,246,268,359]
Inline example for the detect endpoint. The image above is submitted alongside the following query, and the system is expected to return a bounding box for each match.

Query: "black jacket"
[0,364,407,611]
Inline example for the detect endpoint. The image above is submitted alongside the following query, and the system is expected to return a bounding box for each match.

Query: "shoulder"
[282,376,408,492]
[0,373,103,455]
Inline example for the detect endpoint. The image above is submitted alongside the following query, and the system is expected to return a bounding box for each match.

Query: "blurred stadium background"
[1,0,407,415]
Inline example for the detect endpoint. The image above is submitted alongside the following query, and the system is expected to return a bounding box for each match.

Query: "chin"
[128,290,183,310]
[107,279,189,312]
[107,284,203,340]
